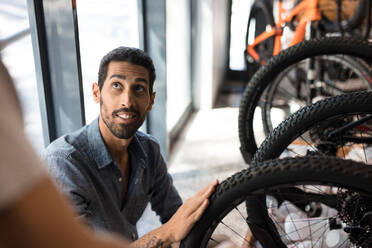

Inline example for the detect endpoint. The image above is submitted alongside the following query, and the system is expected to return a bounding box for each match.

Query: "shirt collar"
[87,117,148,169]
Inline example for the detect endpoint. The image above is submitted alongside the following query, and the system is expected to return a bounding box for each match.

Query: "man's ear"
[147,92,156,111]
[92,83,100,103]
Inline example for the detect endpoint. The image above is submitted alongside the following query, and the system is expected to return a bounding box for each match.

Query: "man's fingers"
[189,198,210,222]
[201,180,218,199]
[185,181,217,214]
[189,181,218,221]
[177,180,219,222]
[195,184,211,197]
[196,180,219,197]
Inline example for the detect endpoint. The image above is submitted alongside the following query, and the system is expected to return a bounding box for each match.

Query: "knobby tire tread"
[180,156,372,247]
[253,91,372,163]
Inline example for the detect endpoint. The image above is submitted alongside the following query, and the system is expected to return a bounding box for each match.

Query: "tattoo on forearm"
[131,235,171,248]
[145,236,168,248]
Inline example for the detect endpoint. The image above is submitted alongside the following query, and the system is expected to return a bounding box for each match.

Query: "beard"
[100,98,146,139]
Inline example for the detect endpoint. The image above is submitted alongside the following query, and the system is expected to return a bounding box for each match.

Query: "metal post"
[27,0,85,145]
[139,0,168,159]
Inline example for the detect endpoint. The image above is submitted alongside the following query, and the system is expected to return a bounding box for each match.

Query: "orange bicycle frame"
[247,0,322,64]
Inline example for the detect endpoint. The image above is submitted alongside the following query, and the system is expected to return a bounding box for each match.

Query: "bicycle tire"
[180,156,372,247]
[254,91,372,163]
[261,54,372,136]
[320,0,369,32]
[245,92,372,248]
[245,0,275,78]
[238,37,372,164]
[245,0,274,46]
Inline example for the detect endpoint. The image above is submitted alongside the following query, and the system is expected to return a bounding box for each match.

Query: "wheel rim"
[261,55,372,139]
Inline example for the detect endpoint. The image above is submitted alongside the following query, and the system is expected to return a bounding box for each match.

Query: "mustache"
[112,107,139,116]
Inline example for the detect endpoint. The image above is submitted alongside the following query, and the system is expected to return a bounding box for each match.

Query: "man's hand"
[163,179,219,243]
[130,180,218,248]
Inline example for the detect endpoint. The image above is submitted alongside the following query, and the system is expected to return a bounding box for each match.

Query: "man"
[0,55,236,247]
[44,46,187,241]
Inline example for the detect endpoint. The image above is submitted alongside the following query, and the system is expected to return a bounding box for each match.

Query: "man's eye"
[135,85,146,92]
[113,83,121,89]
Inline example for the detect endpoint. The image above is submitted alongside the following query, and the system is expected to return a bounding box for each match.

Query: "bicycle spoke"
[338,236,350,247]
[311,224,330,248]
[208,237,220,245]
[285,147,304,157]
[304,185,329,194]
[323,79,346,94]
[271,190,338,247]
[280,191,304,242]
[341,144,346,159]
[234,206,246,222]
[357,115,368,163]
[219,220,251,244]
[298,135,320,154]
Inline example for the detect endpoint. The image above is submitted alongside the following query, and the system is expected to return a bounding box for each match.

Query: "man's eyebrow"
[109,74,148,84]
[135,78,148,84]
[110,74,126,80]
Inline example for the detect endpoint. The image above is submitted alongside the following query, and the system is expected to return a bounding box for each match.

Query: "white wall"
[193,0,230,110]
[166,0,192,132]
[212,0,230,107]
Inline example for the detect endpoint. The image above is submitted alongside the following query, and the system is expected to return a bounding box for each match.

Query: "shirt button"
[118,177,122,182]
[132,233,137,240]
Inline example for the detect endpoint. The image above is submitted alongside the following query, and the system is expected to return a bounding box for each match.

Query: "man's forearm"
[130,236,170,248]
[129,227,172,248]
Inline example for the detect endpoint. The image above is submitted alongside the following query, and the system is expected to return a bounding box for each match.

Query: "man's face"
[93,61,155,139]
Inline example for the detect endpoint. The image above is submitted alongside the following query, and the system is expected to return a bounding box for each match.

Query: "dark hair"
[98,47,156,94]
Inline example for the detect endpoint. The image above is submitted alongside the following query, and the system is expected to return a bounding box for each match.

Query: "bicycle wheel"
[254,91,372,164]
[261,54,372,136]
[181,156,372,247]
[245,0,275,77]
[238,37,372,163]
[319,0,369,32]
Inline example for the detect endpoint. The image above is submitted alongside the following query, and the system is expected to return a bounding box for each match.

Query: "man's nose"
[120,89,133,108]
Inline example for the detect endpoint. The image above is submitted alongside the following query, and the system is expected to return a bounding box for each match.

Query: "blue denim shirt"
[44,118,182,240]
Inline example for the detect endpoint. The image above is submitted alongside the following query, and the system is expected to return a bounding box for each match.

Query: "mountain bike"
[181,156,372,247]
[245,0,370,78]
[180,71,372,247]
[181,93,372,247]
[238,37,372,164]
[237,91,372,247]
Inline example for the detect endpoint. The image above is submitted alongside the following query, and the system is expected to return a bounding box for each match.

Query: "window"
[0,0,44,151]
[76,0,140,123]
